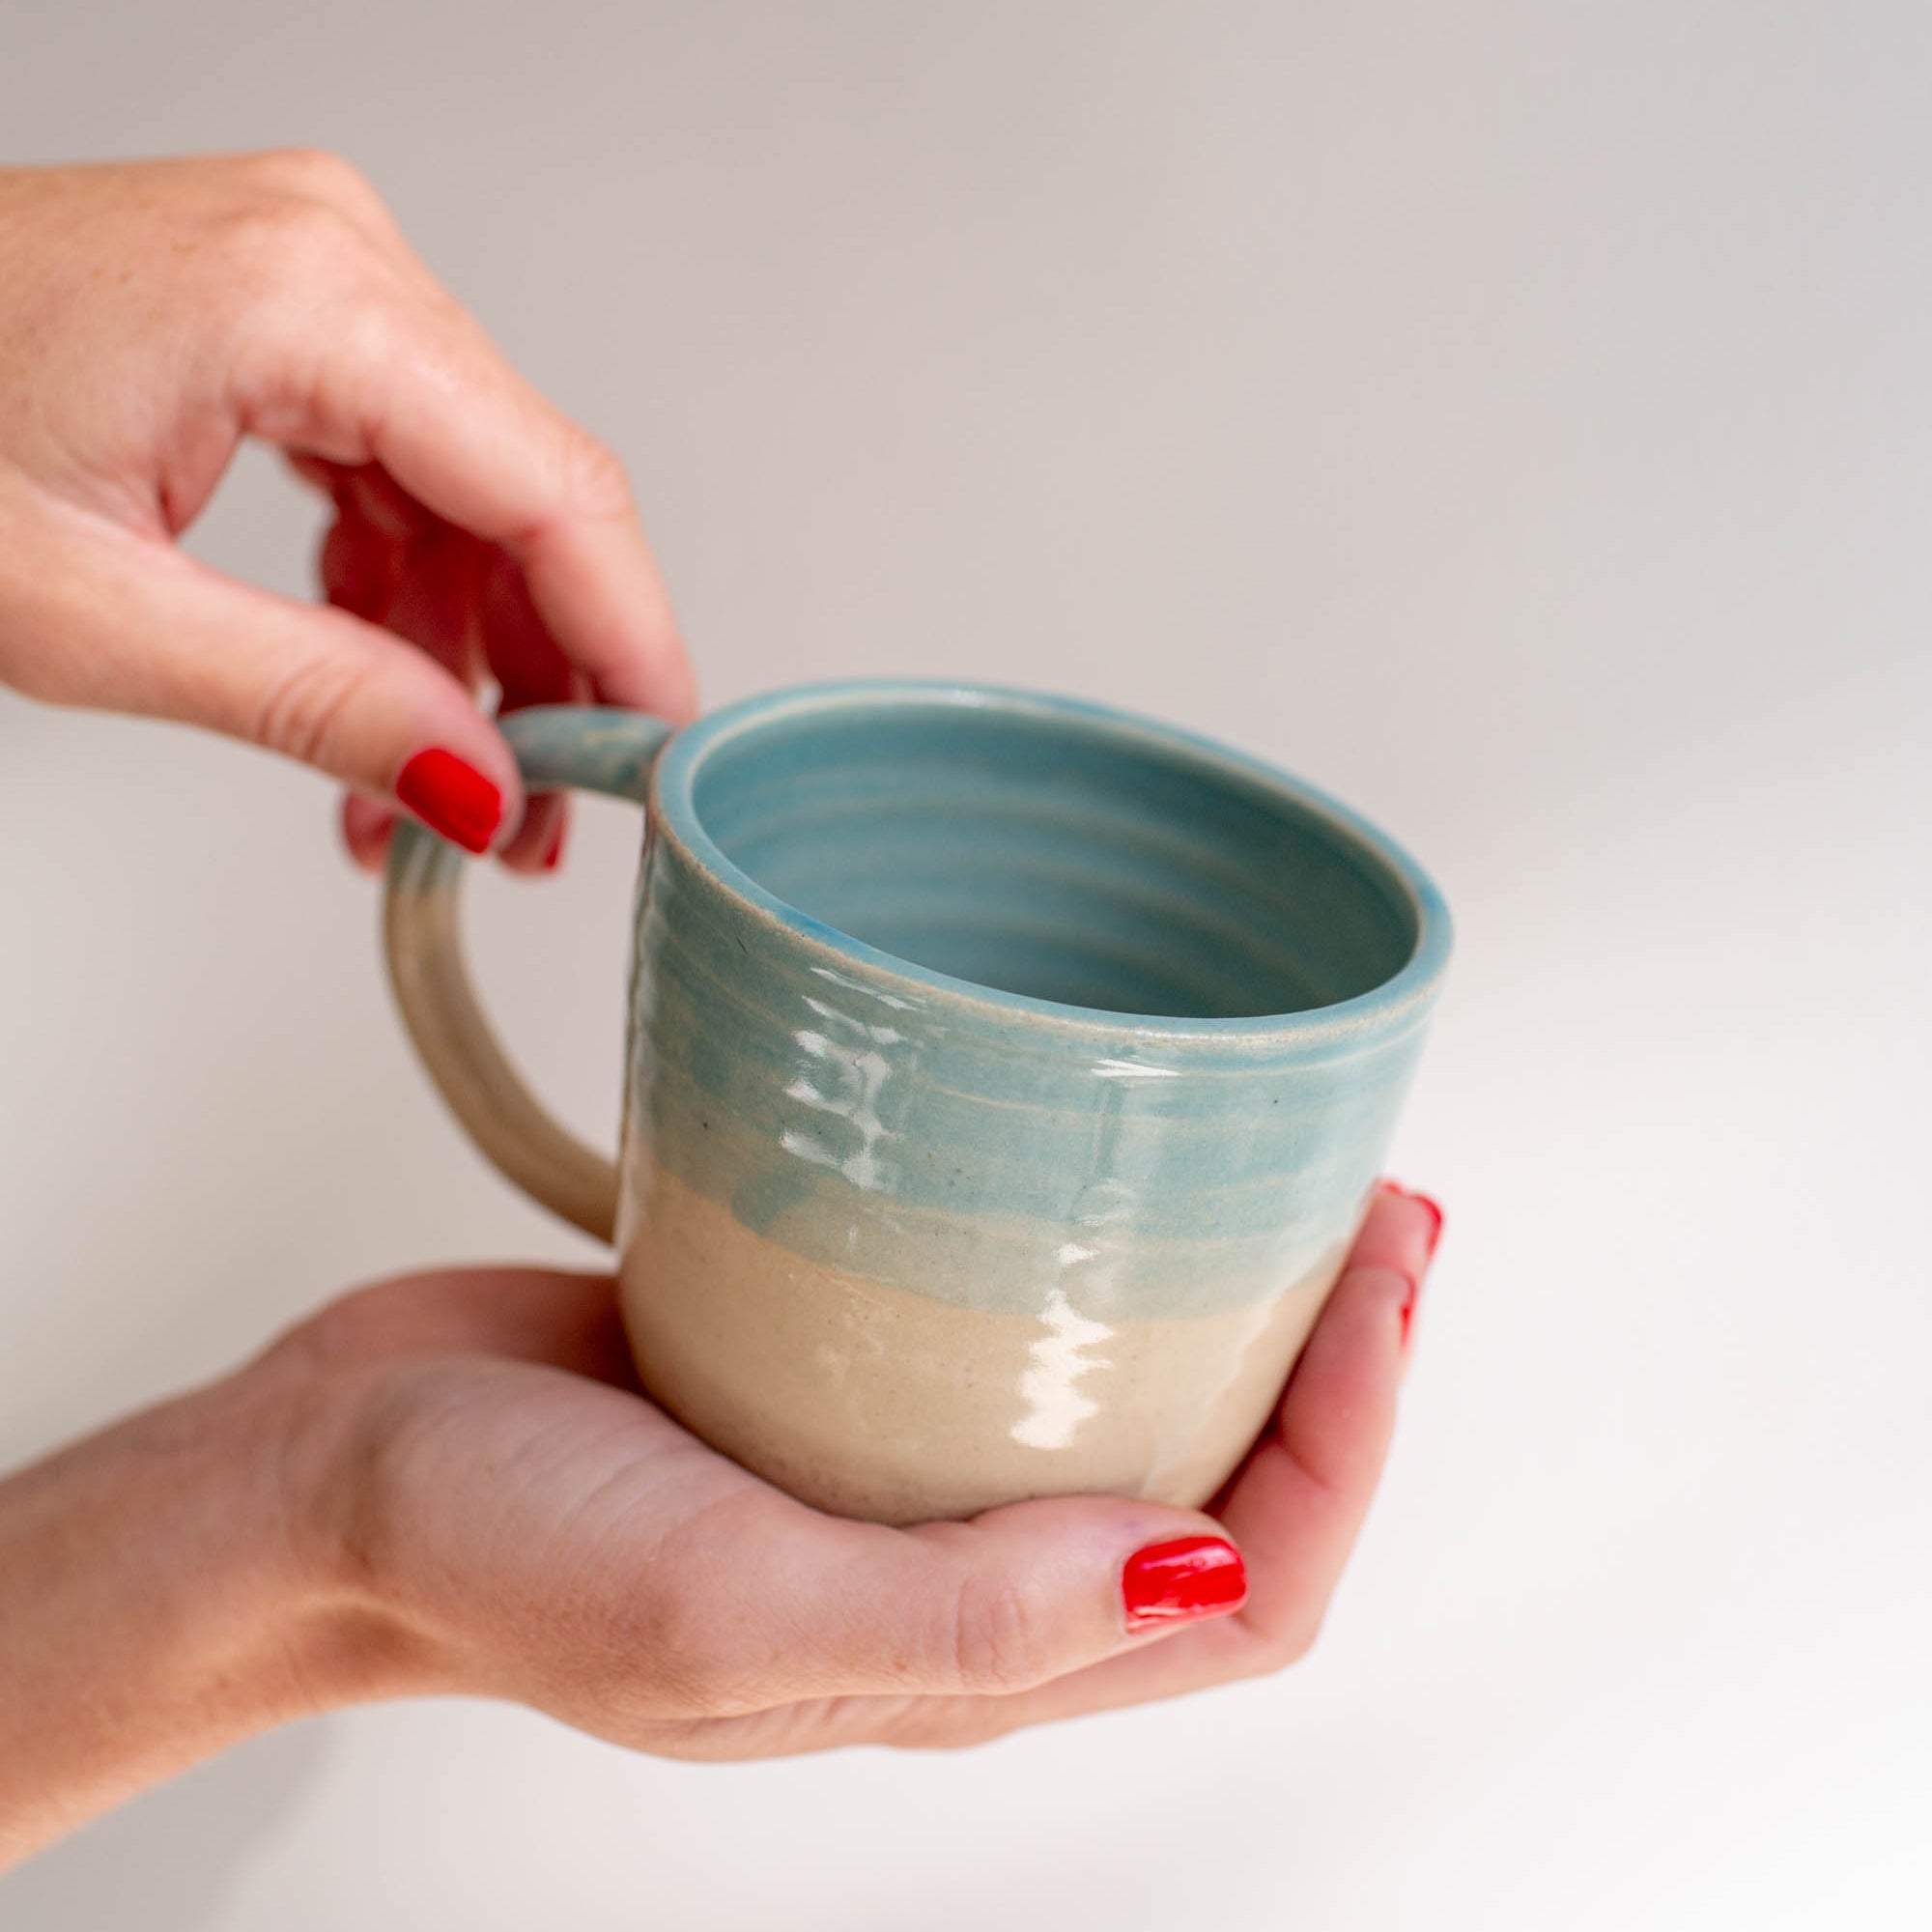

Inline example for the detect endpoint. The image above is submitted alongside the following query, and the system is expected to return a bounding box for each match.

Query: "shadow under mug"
[383,681,1451,1524]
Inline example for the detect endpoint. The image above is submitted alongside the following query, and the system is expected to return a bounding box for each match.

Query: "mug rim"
[648,679,1452,1051]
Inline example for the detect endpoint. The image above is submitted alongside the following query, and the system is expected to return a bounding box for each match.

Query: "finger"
[1339,1179,1444,1296]
[1209,1181,1437,1648]
[338,462,431,545]
[318,483,569,871]
[316,490,402,865]
[14,508,525,852]
[284,450,341,496]
[637,1482,1249,1720]
[294,456,434,552]
[482,549,577,873]
[780,1185,1445,1747]
[383,522,486,692]
[234,283,697,724]
[315,488,438,865]
[496,786,569,876]
[318,504,406,626]
[340,793,394,873]
[315,490,565,872]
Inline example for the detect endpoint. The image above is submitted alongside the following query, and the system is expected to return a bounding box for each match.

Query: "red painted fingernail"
[542,817,567,871]
[1122,1536,1247,1632]
[395,749,502,855]
[1407,1191,1444,1258]
[1399,1271,1421,1347]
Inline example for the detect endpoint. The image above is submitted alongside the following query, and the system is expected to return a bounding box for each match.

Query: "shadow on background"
[0,1721,326,1931]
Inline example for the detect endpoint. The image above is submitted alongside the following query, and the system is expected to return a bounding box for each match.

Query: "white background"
[3,4,1928,1925]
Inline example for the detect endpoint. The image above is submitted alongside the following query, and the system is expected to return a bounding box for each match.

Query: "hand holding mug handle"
[384,705,672,1240]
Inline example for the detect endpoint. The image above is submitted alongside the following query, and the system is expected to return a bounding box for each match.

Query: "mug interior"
[688,698,1419,1020]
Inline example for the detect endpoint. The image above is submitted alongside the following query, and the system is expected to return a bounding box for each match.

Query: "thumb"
[18,519,525,853]
[762,1495,1248,1703]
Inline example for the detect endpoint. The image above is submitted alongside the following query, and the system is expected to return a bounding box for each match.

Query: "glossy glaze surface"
[385,683,1451,1521]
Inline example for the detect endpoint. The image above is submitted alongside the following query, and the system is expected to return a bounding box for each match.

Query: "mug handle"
[382,706,674,1242]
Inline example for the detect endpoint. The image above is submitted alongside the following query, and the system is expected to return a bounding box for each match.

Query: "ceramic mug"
[383,681,1451,1524]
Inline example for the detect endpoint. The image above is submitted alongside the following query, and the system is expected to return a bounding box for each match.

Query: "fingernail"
[1378,1179,1444,1261]
[1407,1191,1444,1259]
[1122,1536,1247,1633]
[1399,1271,1421,1348]
[542,817,567,871]
[395,749,502,855]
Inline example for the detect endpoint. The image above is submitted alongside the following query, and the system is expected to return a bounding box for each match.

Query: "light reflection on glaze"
[777,995,909,1193]
[1010,1287,1112,1450]
[808,961,922,1013]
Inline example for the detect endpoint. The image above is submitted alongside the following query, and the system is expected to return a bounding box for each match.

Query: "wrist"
[178,1351,448,1713]
[0,1360,425,1863]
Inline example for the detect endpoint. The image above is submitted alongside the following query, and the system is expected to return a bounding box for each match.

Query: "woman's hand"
[0,152,696,870]
[0,1184,1441,1861]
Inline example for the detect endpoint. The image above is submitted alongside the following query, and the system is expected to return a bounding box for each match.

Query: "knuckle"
[612,1503,779,1719]
[557,427,632,521]
[949,1570,1054,1695]
[250,146,380,211]
[271,1280,400,1371]
[627,1604,741,1713]
[189,187,401,398]
[223,193,366,278]
[326,289,407,384]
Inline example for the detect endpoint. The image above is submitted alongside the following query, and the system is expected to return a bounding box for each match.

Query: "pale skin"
[0,154,1447,1865]
[0,150,696,868]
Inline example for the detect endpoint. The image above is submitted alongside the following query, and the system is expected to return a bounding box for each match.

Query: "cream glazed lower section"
[617,1162,1354,1524]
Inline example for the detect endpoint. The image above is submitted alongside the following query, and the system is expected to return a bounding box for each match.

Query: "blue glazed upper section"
[614,681,1451,1316]
[646,681,1450,1054]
